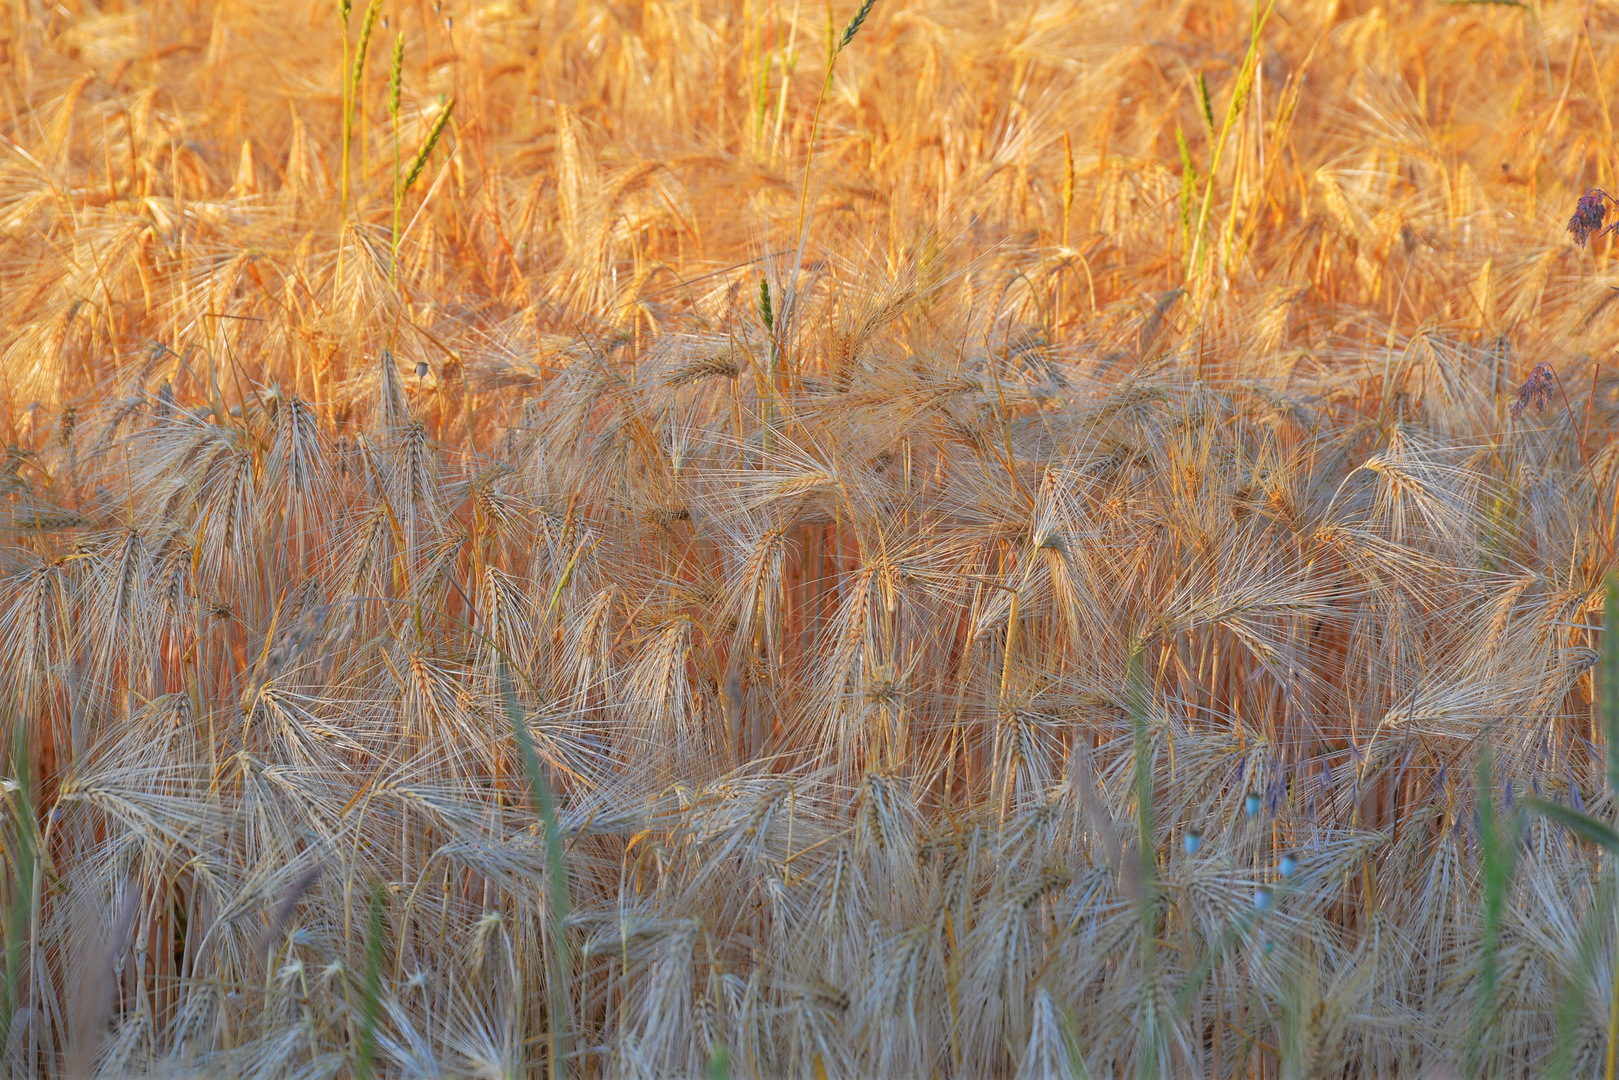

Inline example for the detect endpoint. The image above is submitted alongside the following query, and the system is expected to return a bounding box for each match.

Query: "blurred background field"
[5,0,1619,1075]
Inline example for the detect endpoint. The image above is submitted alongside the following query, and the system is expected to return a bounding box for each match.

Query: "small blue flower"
[1244,792,1262,818]
[1183,831,1202,855]
[1278,854,1297,878]
[1254,888,1271,910]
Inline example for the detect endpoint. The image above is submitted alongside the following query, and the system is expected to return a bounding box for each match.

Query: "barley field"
[7,0,1619,1076]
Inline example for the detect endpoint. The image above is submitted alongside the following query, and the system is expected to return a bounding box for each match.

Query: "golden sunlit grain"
[4,0,1619,1074]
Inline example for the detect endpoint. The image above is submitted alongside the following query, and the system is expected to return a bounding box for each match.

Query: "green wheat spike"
[839,0,878,50]
[404,99,456,191]
[1177,125,1197,259]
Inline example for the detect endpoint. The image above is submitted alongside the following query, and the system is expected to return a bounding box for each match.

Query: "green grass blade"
[0,750,34,1068]
[499,658,572,1080]
[355,878,385,1080]
[1525,798,1619,854]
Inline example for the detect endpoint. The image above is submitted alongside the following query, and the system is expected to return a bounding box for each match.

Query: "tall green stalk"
[338,0,353,220]
[0,743,35,1067]
[1128,645,1159,1080]
[354,879,385,1080]
[785,0,877,375]
[388,32,405,292]
[349,0,384,176]
[1467,743,1519,1077]
[335,0,353,296]
[1184,0,1277,296]
[336,0,382,297]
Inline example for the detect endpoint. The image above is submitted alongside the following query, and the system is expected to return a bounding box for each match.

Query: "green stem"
[1186,0,1278,298]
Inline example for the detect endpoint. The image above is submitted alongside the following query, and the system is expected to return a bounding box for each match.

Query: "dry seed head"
[1061,131,1075,248]
[1061,132,1074,211]
[1510,361,1555,419]
[664,356,741,387]
[1567,189,1609,247]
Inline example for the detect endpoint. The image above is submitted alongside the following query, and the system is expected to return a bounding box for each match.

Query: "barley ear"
[1060,131,1074,248]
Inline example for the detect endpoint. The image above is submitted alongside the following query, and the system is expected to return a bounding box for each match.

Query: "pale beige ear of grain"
[230,140,257,197]
[62,888,137,1080]
[554,102,589,258]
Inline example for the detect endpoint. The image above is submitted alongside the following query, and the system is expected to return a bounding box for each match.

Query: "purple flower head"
[1568,189,1610,247]
[1511,361,1556,420]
